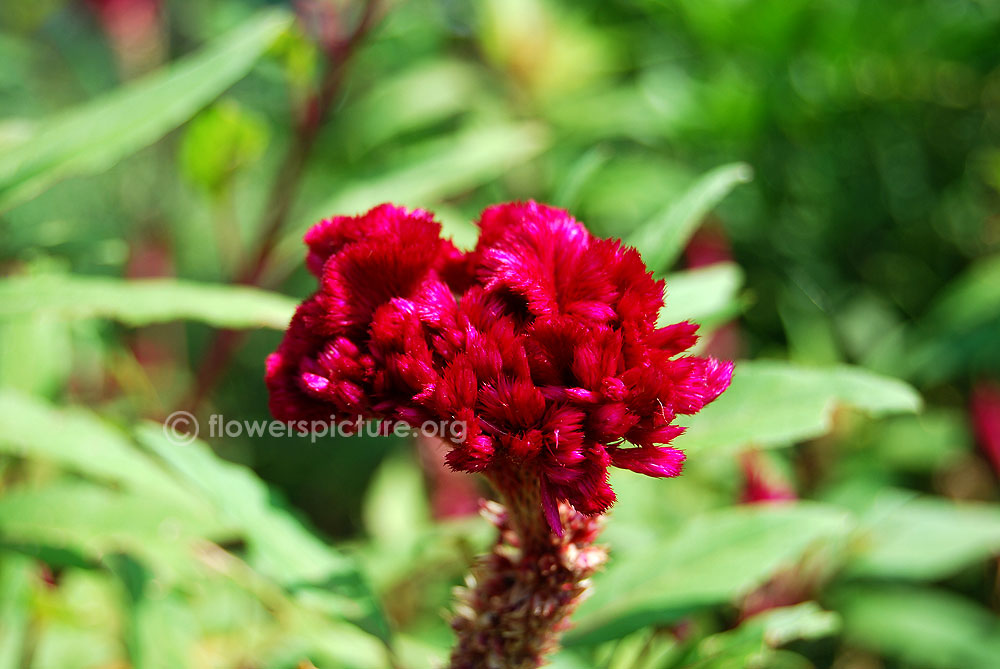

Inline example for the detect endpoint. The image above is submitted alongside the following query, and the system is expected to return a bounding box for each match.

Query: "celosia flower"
[267,201,733,529]
[971,380,1000,478]
[267,201,734,668]
[740,450,797,504]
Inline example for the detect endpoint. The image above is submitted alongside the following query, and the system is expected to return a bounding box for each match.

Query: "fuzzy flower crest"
[266,202,733,520]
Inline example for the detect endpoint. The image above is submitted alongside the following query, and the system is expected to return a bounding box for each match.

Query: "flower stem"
[449,471,606,669]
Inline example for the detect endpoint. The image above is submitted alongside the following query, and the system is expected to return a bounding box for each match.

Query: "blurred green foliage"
[1,0,999,667]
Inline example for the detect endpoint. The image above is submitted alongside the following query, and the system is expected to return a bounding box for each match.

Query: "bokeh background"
[1,1,999,667]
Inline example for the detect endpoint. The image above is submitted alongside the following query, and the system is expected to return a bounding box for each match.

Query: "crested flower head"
[266,202,733,525]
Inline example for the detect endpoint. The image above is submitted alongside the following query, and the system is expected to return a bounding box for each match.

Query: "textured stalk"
[449,470,607,669]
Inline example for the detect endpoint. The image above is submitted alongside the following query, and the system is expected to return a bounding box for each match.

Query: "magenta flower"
[267,201,732,523]
[740,450,797,504]
[266,201,733,667]
[971,381,1000,479]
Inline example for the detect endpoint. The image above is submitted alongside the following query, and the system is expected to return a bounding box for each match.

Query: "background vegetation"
[1,0,999,667]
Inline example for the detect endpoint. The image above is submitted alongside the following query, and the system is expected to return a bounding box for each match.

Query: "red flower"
[266,202,733,526]
[971,381,1000,478]
[740,450,797,504]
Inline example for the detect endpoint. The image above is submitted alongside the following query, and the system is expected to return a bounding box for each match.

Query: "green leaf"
[25,570,123,668]
[844,488,1000,580]
[686,602,840,669]
[923,254,1000,332]
[394,634,450,669]
[866,410,970,473]
[0,555,33,669]
[779,285,841,365]
[343,60,485,153]
[272,122,549,276]
[891,255,1000,383]
[625,162,752,274]
[0,119,35,153]
[30,622,121,669]
[179,100,269,194]
[435,204,483,250]
[0,274,296,329]
[310,122,548,218]
[135,424,392,642]
[832,585,1000,669]
[362,449,431,550]
[658,262,745,328]
[106,555,196,669]
[0,480,229,575]
[594,628,681,669]
[0,312,72,397]
[677,361,922,455]
[264,611,390,669]
[568,503,850,645]
[136,424,352,584]
[0,391,202,512]
[553,146,610,210]
[0,9,292,211]
[360,449,436,591]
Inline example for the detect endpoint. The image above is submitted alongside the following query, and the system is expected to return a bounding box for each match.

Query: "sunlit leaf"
[263,610,390,669]
[344,60,485,153]
[30,623,121,669]
[0,274,296,329]
[568,503,850,645]
[553,146,610,210]
[626,162,752,274]
[179,99,269,194]
[677,361,922,454]
[0,481,229,574]
[844,488,1000,580]
[362,449,431,550]
[0,391,201,512]
[659,262,744,328]
[135,425,392,642]
[686,602,840,669]
[0,312,72,397]
[24,570,123,668]
[271,122,549,278]
[107,555,196,669]
[309,123,548,218]
[137,424,352,584]
[0,9,292,212]
[435,204,483,250]
[779,285,841,365]
[394,635,450,669]
[832,585,1000,669]
[0,555,33,669]
[866,411,970,473]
